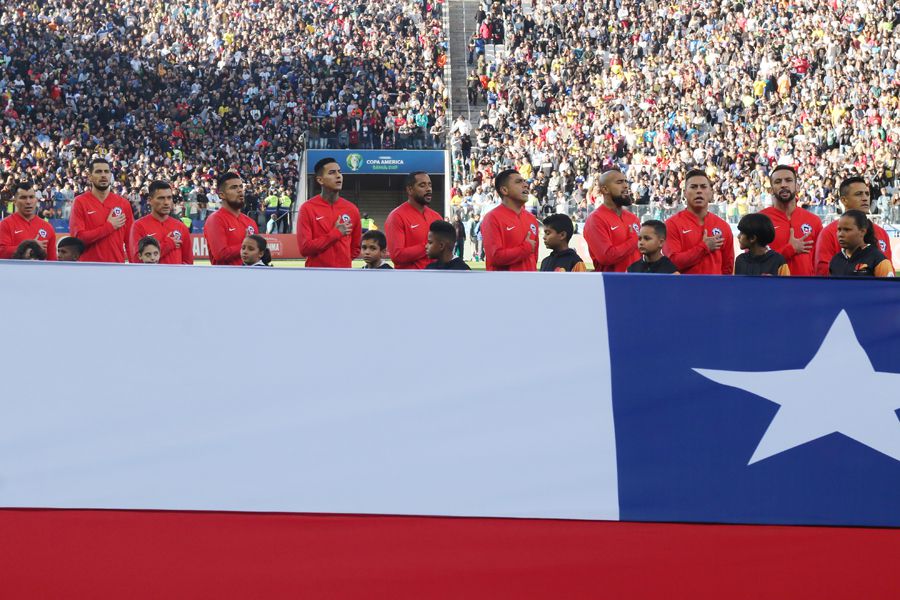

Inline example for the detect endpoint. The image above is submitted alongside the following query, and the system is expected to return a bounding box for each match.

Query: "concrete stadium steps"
[448,0,480,122]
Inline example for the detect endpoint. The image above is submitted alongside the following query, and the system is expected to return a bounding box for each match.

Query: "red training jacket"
[384,201,443,269]
[583,205,641,272]
[664,210,734,275]
[297,195,361,268]
[70,191,134,263]
[760,206,822,276]
[814,219,893,277]
[481,203,540,271]
[203,209,258,266]
[0,213,57,260]
[130,215,194,265]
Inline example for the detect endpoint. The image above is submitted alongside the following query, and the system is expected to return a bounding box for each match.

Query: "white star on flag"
[694,310,900,465]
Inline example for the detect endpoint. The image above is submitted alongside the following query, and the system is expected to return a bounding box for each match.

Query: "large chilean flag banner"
[1,263,898,597]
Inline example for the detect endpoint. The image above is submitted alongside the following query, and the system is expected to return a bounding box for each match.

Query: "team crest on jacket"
[38,229,47,238]
[879,239,887,253]
[340,214,351,224]
[172,230,182,241]
[801,223,813,235]
[247,226,256,235]
[530,223,537,235]
[712,227,722,236]
[112,207,123,217]
[632,223,640,233]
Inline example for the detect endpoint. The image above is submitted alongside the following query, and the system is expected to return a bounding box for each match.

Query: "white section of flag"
[0,263,618,520]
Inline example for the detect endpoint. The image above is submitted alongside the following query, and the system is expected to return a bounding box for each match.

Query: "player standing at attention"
[298,157,361,268]
[814,176,892,276]
[481,169,540,271]
[583,168,641,272]
[70,158,134,262]
[760,165,822,276]
[129,181,193,264]
[203,172,259,266]
[0,181,57,260]
[384,171,442,269]
[664,170,734,274]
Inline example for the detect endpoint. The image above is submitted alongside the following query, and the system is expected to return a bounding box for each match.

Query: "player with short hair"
[57,237,85,262]
[481,169,540,271]
[70,158,134,262]
[583,168,641,272]
[813,176,893,276]
[137,236,161,264]
[760,165,822,276]
[384,171,442,269]
[360,230,392,269]
[0,181,57,260]
[734,213,790,276]
[664,170,734,274]
[540,213,586,272]
[297,157,361,268]
[425,220,470,270]
[829,210,894,277]
[203,172,259,266]
[129,180,193,264]
[628,220,679,274]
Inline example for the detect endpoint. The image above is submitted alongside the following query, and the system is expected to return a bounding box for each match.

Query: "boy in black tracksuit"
[540,214,586,272]
[627,220,679,274]
[425,220,471,270]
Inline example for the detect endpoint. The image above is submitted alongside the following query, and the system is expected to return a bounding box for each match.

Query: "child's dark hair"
[737,213,776,246]
[246,234,272,265]
[12,240,47,260]
[58,237,85,255]
[641,220,667,239]
[429,220,457,245]
[138,236,160,254]
[841,209,878,246]
[362,229,387,250]
[543,213,573,241]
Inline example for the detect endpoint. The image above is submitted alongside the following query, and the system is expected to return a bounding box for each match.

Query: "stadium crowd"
[452,0,900,227]
[0,0,447,232]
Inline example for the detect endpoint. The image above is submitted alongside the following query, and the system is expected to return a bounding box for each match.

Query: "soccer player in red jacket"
[298,157,361,268]
[203,172,259,266]
[583,168,641,271]
[814,175,893,276]
[760,165,822,276]
[129,180,193,265]
[481,169,540,271]
[384,171,442,269]
[69,158,134,262]
[0,181,57,260]
[664,169,734,274]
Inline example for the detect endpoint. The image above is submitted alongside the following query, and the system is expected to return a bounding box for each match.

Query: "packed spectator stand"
[0,0,448,233]
[453,0,900,232]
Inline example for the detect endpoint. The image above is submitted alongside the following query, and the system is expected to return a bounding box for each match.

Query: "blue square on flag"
[603,274,900,527]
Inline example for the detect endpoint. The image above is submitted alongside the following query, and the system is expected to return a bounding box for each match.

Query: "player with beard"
[813,176,893,276]
[584,168,641,272]
[70,158,134,262]
[297,157,361,268]
[664,170,734,274]
[481,169,540,271]
[129,180,193,264]
[760,165,822,276]
[384,171,442,269]
[203,172,259,266]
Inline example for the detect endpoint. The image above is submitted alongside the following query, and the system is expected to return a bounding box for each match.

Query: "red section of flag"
[2,509,897,599]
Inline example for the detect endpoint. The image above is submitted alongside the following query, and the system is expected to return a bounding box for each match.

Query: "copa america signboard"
[306,150,446,175]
